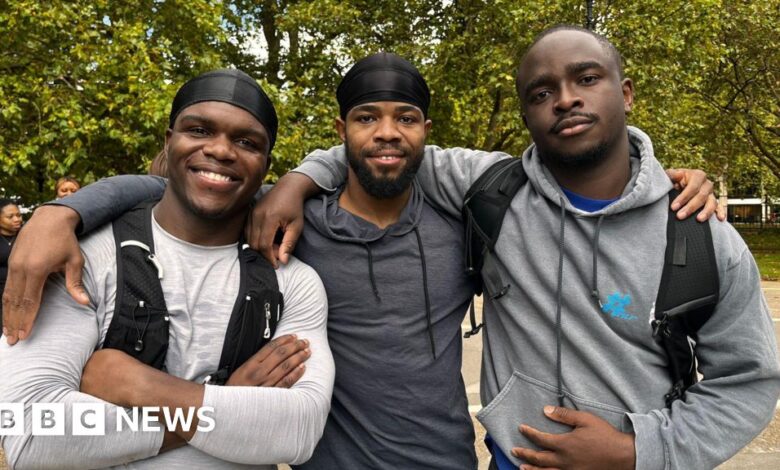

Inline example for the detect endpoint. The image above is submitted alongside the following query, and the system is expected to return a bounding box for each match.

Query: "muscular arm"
[80,259,333,465]
[0,263,163,468]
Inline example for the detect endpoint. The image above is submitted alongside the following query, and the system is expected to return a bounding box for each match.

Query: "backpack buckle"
[463,323,483,338]
[664,380,685,407]
[651,314,671,338]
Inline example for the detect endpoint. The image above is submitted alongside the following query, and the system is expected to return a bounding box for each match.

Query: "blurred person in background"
[0,198,23,329]
[55,176,80,199]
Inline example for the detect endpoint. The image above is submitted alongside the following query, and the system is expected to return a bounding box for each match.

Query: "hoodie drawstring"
[414,227,437,359]
[363,243,381,301]
[591,215,605,310]
[554,197,566,407]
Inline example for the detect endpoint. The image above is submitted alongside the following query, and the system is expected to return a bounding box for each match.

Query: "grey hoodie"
[294,126,780,470]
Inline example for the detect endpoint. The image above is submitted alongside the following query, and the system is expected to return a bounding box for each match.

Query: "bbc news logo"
[0,403,215,435]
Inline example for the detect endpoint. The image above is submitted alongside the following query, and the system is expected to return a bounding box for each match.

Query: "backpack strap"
[104,201,170,370]
[652,190,719,406]
[105,200,285,384]
[462,158,527,337]
[205,242,284,385]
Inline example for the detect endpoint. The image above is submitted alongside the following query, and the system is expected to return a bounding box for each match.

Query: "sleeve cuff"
[627,411,667,470]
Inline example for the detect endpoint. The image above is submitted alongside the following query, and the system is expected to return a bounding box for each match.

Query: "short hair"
[0,198,18,211]
[516,25,625,96]
[55,176,80,191]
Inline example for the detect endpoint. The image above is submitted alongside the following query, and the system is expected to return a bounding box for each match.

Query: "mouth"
[552,115,596,136]
[193,169,237,183]
[188,166,241,191]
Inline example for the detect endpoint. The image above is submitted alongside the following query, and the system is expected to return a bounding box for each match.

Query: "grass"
[737,227,780,281]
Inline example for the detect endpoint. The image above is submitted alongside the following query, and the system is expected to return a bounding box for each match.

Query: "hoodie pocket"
[476,371,631,463]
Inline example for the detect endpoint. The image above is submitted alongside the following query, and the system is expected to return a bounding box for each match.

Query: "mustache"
[359,143,411,156]
[549,112,599,134]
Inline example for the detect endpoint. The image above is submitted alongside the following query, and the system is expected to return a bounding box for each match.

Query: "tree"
[0,0,232,203]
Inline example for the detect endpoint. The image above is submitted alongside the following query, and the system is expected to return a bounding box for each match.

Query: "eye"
[236,138,260,151]
[579,75,599,85]
[530,90,552,103]
[187,126,209,136]
[355,114,376,124]
[398,115,419,124]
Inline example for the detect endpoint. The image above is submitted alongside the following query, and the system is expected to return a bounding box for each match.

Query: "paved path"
[462,281,780,469]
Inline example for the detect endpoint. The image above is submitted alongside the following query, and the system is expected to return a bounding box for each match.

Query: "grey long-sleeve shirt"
[0,213,334,469]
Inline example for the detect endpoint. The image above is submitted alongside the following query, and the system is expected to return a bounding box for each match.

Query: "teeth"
[379,156,397,160]
[197,170,231,182]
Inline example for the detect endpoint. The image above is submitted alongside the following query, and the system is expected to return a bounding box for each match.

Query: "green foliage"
[2,0,778,203]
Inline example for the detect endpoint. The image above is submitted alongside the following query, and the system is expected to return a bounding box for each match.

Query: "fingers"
[65,251,89,305]
[278,219,303,265]
[261,339,311,386]
[248,205,280,268]
[512,445,561,469]
[519,424,562,451]
[716,199,727,221]
[251,334,299,363]
[671,175,711,221]
[543,405,593,427]
[3,259,46,344]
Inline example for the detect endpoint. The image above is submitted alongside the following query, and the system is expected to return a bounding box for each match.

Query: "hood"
[304,178,426,243]
[521,126,673,216]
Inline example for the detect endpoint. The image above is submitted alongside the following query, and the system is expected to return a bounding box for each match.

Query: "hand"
[245,173,319,267]
[3,205,88,344]
[226,334,311,387]
[665,168,726,222]
[512,406,635,470]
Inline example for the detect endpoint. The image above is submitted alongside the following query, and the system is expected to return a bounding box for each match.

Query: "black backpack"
[462,158,719,406]
[102,201,284,385]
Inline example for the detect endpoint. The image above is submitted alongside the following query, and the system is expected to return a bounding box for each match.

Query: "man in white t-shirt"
[0,69,334,469]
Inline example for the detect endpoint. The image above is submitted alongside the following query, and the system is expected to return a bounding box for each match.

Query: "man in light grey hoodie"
[255,26,780,469]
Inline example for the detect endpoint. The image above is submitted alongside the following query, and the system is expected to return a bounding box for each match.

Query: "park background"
[1,0,779,468]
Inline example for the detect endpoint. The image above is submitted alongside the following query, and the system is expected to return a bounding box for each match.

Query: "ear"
[335,117,347,143]
[522,114,528,128]
[424,118,432,138]
[164,128,172,153]
[622,78,634,113]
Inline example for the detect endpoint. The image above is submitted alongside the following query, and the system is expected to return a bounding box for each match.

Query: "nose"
[554,83,583,113]
[373,116,402,143]
[203,133,237,161]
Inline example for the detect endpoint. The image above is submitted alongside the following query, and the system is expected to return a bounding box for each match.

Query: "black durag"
[337,52,430,118]
[169,69,278,152]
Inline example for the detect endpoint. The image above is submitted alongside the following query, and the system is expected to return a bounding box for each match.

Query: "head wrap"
[337,52,430,119]
[169,69,278,152]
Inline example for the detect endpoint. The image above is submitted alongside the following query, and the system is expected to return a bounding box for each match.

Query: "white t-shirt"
[0,215,334,469]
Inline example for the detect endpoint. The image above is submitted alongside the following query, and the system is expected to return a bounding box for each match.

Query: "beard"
[345,139,424,199]
[539,139,610,169]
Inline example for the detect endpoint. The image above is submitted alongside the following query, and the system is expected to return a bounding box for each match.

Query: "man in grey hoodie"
[252,26,780,469]
[5,49,722,468]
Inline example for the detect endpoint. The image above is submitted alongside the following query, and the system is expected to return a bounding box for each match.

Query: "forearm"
[49,175,167,234]
[273,171,322,200]
[5,392,164,470]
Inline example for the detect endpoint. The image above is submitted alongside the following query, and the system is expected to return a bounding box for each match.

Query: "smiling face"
[517,29,633,169]
[164,101,269,221]
[336,101,431,199]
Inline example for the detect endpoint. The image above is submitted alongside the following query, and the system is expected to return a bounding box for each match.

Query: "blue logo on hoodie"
[602,292,637,320]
